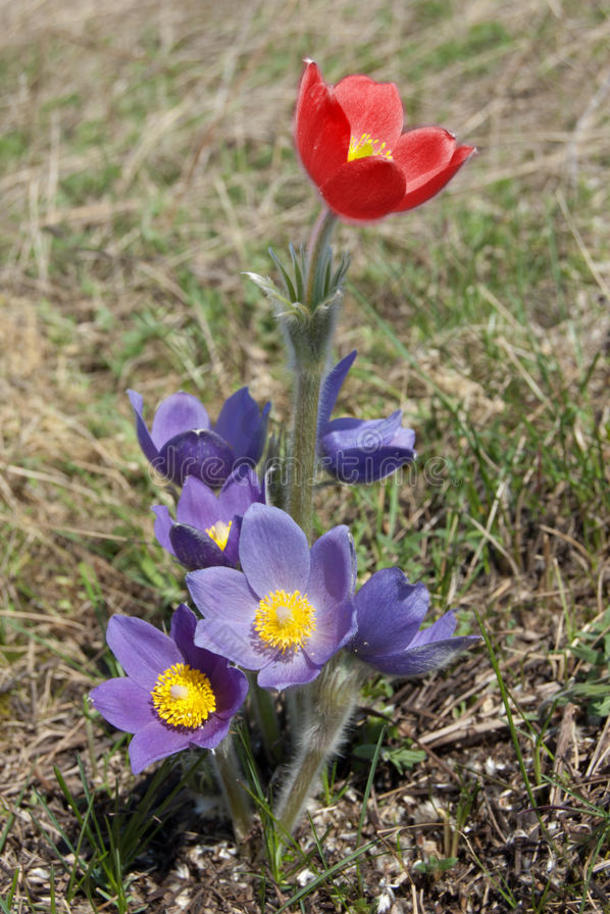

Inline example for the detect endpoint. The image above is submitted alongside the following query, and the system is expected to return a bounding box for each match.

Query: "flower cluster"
[94,489,475,771]
[90,58,478,834]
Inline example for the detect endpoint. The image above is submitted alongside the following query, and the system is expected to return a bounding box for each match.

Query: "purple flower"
[317,351,416,483]
[350,567,477,676]
[152,467,264,570]
[186,504,357,690]
[90,604,248,774]
[128,387,271,488]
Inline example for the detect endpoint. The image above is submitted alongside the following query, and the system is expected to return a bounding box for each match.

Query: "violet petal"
[188,567,265,669]
[170,523,232,570]
[171,604,248,716]
[304,598,356,665]
[390,426,416,451]
[90,678,154,733]
[257,649,320,690]
[323,411,404,451]
[187,566,257,626]
[368,637,478,677]
[194,616,267,671]
[150,392,210,448]
[218,467,263,518]
[238,504,310,597]
[106,615,181,691]
[152,505,176,556]
[214,387,270,463]
[170,604,250,722]
[408,610,457,647]
[176,475,220,530]
[306,525,355,614]
[128,720,192,774]
[169,603,222,669]
[320,442,415,483]
[222,516,242,566]
[188,714,232,750]
[352,569,429,658]
[127,389,159,464]
[212,665,249,718]
[317,350,357,435]
[158,428,235,487]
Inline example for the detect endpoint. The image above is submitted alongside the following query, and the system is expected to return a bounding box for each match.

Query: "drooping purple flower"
[128,387,271,488]
[350,567,477,676]
[152,467,264,570]
[317,351,416,483]
[90,604,248,774]
[186,504,357,690]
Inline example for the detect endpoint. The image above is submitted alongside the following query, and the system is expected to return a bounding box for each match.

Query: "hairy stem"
[248,674,283,766]
[287,361,324,541]
[274,656,365,838]
[281,207,350,831]
[212,736,252,846]
[286,208,338,541]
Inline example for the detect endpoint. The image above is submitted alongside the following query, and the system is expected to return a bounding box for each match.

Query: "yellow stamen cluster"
[205,520,232,551]
[254,589,316,653]
[347,132,393,162]
[151,663,216,728]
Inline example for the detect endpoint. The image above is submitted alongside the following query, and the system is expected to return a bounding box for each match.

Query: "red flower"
[294,60,476,222]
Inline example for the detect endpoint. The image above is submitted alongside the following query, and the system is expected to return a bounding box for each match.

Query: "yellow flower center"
[205,520,232,551]
[347,133,393,162]
[151,663,216,728]
[253,589,316,653]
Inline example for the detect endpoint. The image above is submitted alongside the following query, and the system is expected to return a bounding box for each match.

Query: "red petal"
[321,158,406,222]
[294,61,351,188]
[334,74,404,150]
[393,142,476,212]
[391,127,458,188]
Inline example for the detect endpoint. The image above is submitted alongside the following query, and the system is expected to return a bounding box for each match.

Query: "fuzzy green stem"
[287,361,324,541]
[286,209,338,540]
[280,207,348,829]
[248,674,283,766]
[212,736,252,845]
[274,655,365,839]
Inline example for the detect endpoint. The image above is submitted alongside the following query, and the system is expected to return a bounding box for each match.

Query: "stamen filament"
[205,520,232,551]
[348,132,393,162]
